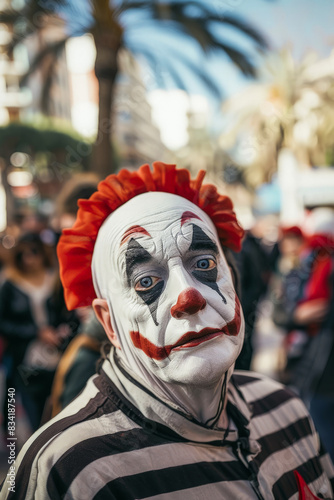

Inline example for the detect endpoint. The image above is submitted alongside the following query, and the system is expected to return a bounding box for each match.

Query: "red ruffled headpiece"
[57,162,244,310]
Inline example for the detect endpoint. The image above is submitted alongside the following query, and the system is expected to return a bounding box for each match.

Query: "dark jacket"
[0,279,80,365]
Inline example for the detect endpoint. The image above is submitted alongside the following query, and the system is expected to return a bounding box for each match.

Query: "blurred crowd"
[238,207,334,460]
[0,178,333,462]
[0,174,107,445]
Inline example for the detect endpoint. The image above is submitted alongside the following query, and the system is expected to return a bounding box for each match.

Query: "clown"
[2,163,333,500]
[92,191,244,426]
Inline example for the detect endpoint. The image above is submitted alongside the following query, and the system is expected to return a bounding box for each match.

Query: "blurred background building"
[24,15,71,122]
[0,1,31,124]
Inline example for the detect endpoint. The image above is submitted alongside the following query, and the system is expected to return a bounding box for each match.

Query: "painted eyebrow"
[125,239,154,282]
[189,224,218,254]
[121,225,151,246]
[181,211,202,226]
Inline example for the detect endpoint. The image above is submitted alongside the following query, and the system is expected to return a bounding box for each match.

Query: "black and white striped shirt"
[1,353,333,500]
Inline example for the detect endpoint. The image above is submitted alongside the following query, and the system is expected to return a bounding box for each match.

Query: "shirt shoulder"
[0,376,138,500]
[232,370,334,499]
[232,369,305,413]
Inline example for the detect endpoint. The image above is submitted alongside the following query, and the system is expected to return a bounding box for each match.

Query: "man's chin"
[156,349,238,387]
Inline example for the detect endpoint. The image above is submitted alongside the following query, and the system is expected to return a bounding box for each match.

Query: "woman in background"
[0,232,79,432]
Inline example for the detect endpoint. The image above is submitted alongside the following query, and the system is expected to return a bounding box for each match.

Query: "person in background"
[0,232,79,432]
[1,164,333,500]
[42,173,104,418]
[49,311,108,417]
[284,209,334,461]
[271,225,305,357]
[271,210,334,461]
[277,226,305,275]
[234,223,272,370]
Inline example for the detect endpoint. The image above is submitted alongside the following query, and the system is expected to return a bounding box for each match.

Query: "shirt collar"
[97,348,257,450]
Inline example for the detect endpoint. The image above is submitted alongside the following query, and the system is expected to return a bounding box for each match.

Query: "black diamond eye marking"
[125,239,163,325]
[189,224,227,304]
[136,281,164,326]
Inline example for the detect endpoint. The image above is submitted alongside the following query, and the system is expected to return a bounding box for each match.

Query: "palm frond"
[210,41,256,77]
[124,1,266,76]
[20,37,69,85]
[168,17,219,53]
[131,49,166,89]
[133,43,222,99]
[117,1,152,15]
[1,1,68,52]
[132,47,188,92]
[148,2,216,49]
[164,47,223,98]
[130,21,257,79]
[206,14,269,48]
[147,1,267,48]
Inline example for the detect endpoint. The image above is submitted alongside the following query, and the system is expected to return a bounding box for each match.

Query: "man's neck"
[123,357,232,428]
[157,371,231,428]
[112,348,233,428]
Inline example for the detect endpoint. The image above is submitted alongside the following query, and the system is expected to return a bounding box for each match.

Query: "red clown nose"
[171,288,207,319]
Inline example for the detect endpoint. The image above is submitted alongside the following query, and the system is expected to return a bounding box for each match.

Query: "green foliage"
[0,121,92,169]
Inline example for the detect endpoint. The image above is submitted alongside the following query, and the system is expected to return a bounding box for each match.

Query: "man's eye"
[195,258,216,271]
[135,276,160,291]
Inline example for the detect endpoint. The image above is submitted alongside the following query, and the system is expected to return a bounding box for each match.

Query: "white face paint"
[92,192,244,389]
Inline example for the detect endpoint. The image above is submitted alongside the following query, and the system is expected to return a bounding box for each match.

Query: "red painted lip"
[130,295,241,361]
[172,328,223,351]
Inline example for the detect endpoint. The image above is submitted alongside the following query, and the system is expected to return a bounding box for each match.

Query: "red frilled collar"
[57,162,244,310]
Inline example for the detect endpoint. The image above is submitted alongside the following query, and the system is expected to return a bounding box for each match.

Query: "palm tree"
[1,0,269,178]
[220,48,334,186]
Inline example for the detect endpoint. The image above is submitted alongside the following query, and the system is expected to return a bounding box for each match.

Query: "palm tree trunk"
[93,75,115,178]
[92,32,120,178]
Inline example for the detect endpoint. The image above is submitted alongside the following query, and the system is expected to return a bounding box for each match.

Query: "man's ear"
[92,298,121,350]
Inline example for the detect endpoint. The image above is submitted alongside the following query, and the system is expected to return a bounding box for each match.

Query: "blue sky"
[203,0,334,98]
[241,0,334,59]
